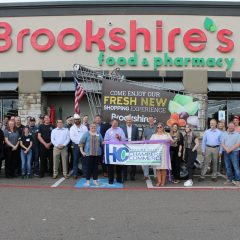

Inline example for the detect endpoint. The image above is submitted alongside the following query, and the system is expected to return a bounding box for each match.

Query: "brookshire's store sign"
[0,16,238,70]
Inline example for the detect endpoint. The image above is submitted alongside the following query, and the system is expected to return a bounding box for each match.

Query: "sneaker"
[232,180,240,187]
[184,179,193,187]
[224,180,232,185]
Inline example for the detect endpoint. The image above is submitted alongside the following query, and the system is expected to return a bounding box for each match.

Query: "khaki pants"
[53,147,68,176]
[201,146,219,178]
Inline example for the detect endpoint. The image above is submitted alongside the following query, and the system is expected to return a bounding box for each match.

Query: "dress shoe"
[52,175,58,179]
[64,175,69,179]
[211,178,217,182]
[73,175,78,179]
[116,179,123,184]
[103,172,108,177]
[108,180,113,184]
[143,176,149,180]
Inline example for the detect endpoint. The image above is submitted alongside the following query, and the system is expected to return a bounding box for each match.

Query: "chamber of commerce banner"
[101,80,200,127]
[104,140,170,166]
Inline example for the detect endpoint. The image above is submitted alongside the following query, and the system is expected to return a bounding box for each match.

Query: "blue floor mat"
[74,178,124,189]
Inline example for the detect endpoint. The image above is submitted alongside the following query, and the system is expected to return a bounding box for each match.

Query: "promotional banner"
[101,80,200,126]
[104,140,170,166]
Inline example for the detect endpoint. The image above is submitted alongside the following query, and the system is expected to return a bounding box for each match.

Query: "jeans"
[21,149,32,175]
[223,151,240,181]
[73,144,85,176]
[31,144,39,174]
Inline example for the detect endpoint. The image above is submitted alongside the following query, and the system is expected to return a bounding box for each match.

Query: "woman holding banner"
[150,122,173,187]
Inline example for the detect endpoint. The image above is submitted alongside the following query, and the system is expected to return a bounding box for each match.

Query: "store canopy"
[147,81,184,91]
[0,82,18,91]
[40,81,184,92]
[40,82,101,92]
[208,82,240,92]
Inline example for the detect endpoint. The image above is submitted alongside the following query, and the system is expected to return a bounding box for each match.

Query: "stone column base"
[18,93,44,125]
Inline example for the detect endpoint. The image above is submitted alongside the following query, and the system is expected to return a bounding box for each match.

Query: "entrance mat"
[74,178,124,189]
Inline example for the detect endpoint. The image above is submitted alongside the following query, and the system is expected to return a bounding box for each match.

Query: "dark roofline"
[2,0,240,8]
[1,1,240,17]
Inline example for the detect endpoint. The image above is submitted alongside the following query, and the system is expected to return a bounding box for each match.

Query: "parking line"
[51,170,73,188]
[51,177,66,188]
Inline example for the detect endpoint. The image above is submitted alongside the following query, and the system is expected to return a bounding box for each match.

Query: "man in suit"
[121,114,139,181]
[94,115,111,177]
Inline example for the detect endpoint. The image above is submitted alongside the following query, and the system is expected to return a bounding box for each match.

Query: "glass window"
[228,100,240,122]
[207,99,240,128]
[2,99,18,120]
[207,100,227,124]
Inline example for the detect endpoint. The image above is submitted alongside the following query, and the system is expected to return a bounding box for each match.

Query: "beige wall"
[0,15,238,71]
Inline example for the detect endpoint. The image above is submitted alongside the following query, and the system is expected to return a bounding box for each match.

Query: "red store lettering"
[0,20,235,53]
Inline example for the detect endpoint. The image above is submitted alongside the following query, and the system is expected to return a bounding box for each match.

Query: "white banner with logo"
[104,140,170,165]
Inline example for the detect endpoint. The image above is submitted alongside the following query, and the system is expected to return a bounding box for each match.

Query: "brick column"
[18,70,44,125]
[18,93,42,124]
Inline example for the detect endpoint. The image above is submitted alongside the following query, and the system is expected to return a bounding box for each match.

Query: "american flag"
[74,78,85,114]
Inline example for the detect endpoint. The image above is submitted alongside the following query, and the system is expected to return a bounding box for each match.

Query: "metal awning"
[208,82,240,92]
[40,82,102,92]
[147,81,184,91]
[40,81,184,92]
[0,82,18,91]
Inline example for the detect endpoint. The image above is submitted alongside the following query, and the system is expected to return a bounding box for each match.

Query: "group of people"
[0,113,239,187]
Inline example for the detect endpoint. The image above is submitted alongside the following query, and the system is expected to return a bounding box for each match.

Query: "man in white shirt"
[51,119,70,179]
[70,114,88,179]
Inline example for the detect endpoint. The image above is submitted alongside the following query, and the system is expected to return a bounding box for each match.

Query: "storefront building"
[0,1,240,126]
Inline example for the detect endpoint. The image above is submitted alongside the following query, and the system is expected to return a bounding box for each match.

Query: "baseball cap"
[73,114,81,119]
[234,115,239,120]
[30,117,36,122]
[66,115,73,120]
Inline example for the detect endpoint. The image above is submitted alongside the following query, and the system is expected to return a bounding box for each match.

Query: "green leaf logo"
[204,17,217,32]
[121,150,126,160]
